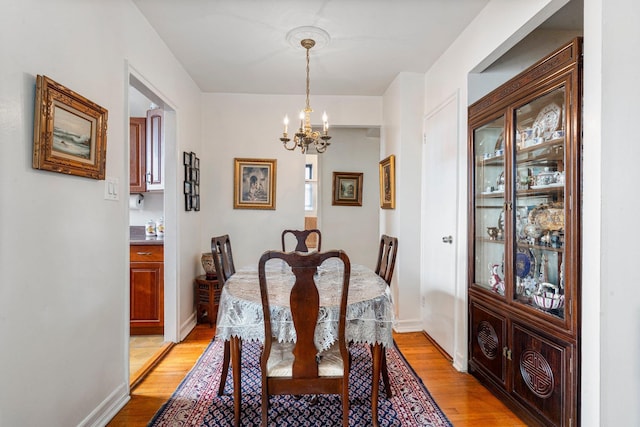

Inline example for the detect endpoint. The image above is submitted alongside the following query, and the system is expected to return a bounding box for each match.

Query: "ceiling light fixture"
[280,27,331,153]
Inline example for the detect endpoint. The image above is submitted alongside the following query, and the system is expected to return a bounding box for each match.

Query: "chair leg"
[381,352,392,398]
[218,340,231,396]
[342,382,349,427]
[369,343,392,398]
[261,389,269,426]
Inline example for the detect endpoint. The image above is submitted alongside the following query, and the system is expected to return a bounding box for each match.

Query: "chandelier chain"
[305,46,311,110]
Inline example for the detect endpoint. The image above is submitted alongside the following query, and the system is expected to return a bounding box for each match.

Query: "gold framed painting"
[234,158,277,209]
[332,172,363,206]
[379,154,396,209]
[33,75,108,180]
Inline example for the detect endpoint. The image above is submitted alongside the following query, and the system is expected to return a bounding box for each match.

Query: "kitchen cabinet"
[467,38,582,426]
[130,244,164,335]
[129,108,164,193]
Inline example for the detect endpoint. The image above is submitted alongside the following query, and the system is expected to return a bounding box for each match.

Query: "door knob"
[442,236,453,244]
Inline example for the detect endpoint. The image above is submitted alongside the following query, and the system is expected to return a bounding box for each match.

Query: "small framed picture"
[379,155,396,209]
[332,172,363,206]
[183,151,200,212]
[32,75,108,180]
[234,158,277,210]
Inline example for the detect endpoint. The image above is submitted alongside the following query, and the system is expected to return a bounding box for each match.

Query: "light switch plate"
[104,177,119,201]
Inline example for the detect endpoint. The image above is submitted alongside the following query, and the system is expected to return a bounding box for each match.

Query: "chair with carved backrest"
[258,250,351,427]
[281,229,322,252]
[374,234,398,398]
[211,234,236,396]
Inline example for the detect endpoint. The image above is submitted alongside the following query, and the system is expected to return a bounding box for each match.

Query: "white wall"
[588,0,640,425]
[381,72,425,330]
[0,0,202,425]
[319,127,380,267]
[200,93,382,268]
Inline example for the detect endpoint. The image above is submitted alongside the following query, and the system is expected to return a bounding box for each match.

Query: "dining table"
[215,257,395,427]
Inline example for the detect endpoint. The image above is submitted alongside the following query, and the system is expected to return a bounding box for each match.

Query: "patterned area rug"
[148,339,452,426]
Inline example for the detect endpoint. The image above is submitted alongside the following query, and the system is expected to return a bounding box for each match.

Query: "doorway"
[421,93,459,361]
[127,69,178,388]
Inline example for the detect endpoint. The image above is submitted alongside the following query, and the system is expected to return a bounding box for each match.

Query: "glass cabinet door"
[512,85,566,318]
[473,115,506,296]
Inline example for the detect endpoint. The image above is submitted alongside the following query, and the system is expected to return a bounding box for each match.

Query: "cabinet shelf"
[516,138,564,165]
[517,186,564,197]
[516,242,564,253]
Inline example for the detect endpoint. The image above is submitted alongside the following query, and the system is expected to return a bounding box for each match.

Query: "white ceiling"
[132,0,583,97]
[132,0,492,96]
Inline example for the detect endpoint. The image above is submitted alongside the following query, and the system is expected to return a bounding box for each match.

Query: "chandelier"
[280,36,331,153]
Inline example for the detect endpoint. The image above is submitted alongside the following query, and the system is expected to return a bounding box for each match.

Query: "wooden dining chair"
[281,229,322,252]
[374,234,398,398]
[258,250,351,427]
[375,235,398,286]
[211,234,236,396]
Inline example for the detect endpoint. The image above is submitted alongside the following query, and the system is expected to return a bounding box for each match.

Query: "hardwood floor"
[108,324,525,426]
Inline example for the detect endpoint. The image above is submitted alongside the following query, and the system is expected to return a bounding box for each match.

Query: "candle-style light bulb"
[283,115,289,135]
[299,110,304,130]
[322,111,328,133]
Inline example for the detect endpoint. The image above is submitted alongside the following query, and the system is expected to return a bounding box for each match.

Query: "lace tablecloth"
[215,258,394,350]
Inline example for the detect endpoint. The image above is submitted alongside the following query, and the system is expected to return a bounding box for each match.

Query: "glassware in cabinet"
[512,85,567,318]
[473,115,506,296]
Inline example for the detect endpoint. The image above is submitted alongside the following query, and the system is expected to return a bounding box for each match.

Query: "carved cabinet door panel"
[511,322,573,426]
[469,301,507,387]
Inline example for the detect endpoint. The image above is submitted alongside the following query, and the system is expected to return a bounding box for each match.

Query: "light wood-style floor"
[108,324,526,426]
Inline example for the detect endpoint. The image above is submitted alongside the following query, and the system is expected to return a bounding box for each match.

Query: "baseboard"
[421,330,453,362]
[392,318,424,333]
[78,382,129,427]
[180,311,198,341]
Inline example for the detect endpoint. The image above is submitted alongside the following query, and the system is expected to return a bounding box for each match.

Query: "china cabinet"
[467,38,581,427]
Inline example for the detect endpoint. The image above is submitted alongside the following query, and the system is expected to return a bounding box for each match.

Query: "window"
[304,155,318,213]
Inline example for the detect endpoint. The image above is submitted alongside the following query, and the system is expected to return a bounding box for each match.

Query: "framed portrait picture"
[379,154,396,209]
[234,158,276,209]
[332,172,363,206]
[33,75,108,179]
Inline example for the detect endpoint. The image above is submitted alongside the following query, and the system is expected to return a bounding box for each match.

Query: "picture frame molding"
[332,171,363,206]
[379,154,396,209]
[32,75,108,180]
[234,158,277,210]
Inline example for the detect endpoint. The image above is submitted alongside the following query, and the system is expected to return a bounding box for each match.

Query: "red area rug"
[148,339,451,426]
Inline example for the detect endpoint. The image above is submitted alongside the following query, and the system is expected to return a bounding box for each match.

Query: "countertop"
[130,226,164,245]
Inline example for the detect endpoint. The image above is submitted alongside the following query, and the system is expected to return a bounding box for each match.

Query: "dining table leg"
[230,336,242,427]
[371,343,382,427]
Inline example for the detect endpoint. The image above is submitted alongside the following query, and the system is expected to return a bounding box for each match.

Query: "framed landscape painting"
[379,154,396,209]
[234,158,277,209]
[32,75,108,180]
[332,172,363,206]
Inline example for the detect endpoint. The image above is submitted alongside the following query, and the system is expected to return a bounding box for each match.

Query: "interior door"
[421,94,459,357]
